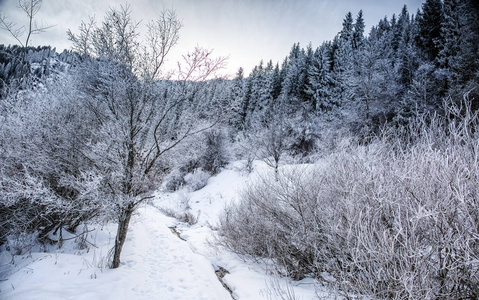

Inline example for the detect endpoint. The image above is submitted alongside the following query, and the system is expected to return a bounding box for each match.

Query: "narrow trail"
[0,204,232,300]
[119,205,232,299]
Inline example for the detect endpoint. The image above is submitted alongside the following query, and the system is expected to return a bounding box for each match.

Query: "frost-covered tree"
[68,4,226,268]
[255,96,289,180]
[395,6,418,90]
[340,12,354,43]
[306,42,339,112]
[229,67,246,129]
[352,10,365,50]
[199,129,229,175]
[455,0,479,86]
[279,43,311,106]
[438,0,479,89]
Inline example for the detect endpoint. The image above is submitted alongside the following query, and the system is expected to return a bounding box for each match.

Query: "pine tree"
[395,5,418,89]
[281,43,308,105]
[445,0,479,86]
[438,0,460,87]
[352,10,365,50]
[328,35,351,103]
[229,67,246,129]
[416,0,444,62]
[241,76,253,129]
[306,42,338,112]
[391,6,409,53]
[270,63,282,100]
[340,12,354,43]
[377,16,391,39]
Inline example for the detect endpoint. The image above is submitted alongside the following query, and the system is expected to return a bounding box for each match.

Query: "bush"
[163,168,187,192]
[162,129,228,192]
[219,99,479,298]
[220,166,327,280]
[184,169,210,191]
[200,129,229,175]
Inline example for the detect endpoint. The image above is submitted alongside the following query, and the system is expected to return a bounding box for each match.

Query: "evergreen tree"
[446,0,479,86]
[244,61,274,127]
[416,0,444,62]
[270,63,282,100]
[377,16,391,39]
[306,42,338,112]
[229,67,246,129]
[394,6,418,90]
[391,6,410,53]
[281,43,308,105]
[340,12,354,42]
[299,43,314,103]
[352,10,365,50]
[327,35,351,104]
[241,76,253,129]
[438,0,460,87]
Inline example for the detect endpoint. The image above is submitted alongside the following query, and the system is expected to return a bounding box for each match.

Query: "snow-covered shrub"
[163,168,187,192]
[162,160,207,192]
[0,82,103,253]
[4,232,39,256]
[159,207,198,226]
[220,167,327,280]
[200,129,229,175]
[184,169,210,191]
[220,98,479,298]
[163,130,227,192]
[162,130,227,192]
[319,109,479,298]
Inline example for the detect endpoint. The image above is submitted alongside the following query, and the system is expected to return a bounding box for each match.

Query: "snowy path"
[120,205,232,300]
[0,205,232,300]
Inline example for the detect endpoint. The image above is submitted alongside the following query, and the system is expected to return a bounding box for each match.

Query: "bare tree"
[253,96,289,181]
[68,4,227,268]
[0,0,53,49]
[66,17,95,57]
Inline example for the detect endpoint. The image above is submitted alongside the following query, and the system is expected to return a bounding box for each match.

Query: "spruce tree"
[229,67,246,129]
[340,12,354,43]
[416,0,444,62]
[352,10,365,50]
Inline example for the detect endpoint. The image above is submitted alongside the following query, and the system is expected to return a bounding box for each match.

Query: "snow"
[0,161,323,299]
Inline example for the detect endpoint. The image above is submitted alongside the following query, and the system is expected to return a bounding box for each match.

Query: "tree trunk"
[111,206,134,268]
[274,159,279,182]
[111,139,135,269]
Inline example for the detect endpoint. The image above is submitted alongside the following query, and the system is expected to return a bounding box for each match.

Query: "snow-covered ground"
[0,161,326,299]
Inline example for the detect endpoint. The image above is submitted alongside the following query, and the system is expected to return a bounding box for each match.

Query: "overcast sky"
[0,0,423,76]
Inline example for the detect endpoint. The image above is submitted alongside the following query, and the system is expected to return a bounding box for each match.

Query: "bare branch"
[142,9,182,80]
[67,16,96,57]
[0,0,54,48]
[177,46,229,81]
[0,14,26,46]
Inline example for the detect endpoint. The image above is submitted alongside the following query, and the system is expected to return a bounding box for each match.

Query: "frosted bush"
[220,99,479,299]
[162,169,186,192]
[184,169,210,191]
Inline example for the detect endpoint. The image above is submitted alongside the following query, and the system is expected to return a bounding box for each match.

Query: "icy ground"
[0,161,327,299]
